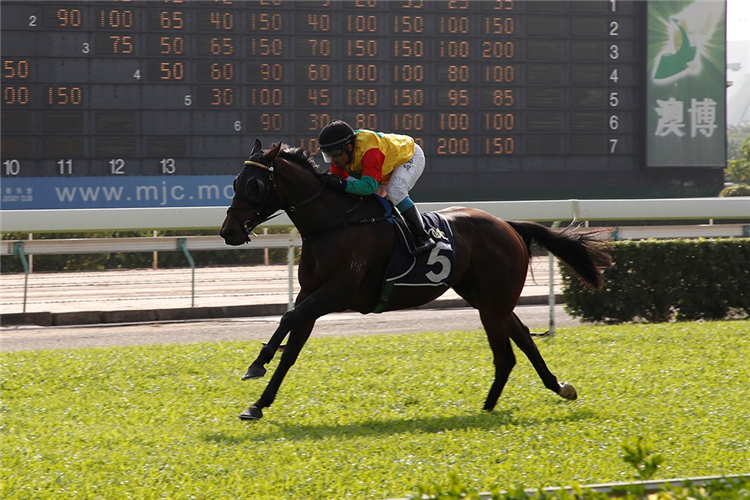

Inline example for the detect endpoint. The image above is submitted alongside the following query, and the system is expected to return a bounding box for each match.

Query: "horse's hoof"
[559,382,578,400]
[239,405,263,421]
[242,365,266,380]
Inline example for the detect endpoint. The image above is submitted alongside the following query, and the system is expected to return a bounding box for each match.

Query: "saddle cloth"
[372,197,457,313]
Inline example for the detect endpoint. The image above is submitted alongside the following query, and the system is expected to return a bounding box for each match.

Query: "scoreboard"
[0,0,726,210]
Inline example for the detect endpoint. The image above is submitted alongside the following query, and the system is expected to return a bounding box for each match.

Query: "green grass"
[2,321,748,499]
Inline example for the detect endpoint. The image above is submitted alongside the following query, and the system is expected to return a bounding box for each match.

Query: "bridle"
[227,151,326,238]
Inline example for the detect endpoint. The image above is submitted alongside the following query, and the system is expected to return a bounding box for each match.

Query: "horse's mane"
[277,145,326,176]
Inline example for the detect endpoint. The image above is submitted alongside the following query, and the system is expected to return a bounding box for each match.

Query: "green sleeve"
[344,175,379,196]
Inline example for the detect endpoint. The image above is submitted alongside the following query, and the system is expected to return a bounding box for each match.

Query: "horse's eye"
[232,177,238,194]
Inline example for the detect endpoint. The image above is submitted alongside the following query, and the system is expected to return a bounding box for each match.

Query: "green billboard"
[647,0,726,167]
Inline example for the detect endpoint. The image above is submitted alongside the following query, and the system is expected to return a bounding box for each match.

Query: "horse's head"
[220,139,284,245]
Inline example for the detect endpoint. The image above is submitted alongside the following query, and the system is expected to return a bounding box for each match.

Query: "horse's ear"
[251,138,262,155]
[266,141,282,161]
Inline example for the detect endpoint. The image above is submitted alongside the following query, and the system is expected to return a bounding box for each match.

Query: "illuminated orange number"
[3,86,30,105]
[484,65,515,83]
[260,63,283,81]
[110,36,134,54]
[210,62,234,81]
[437,137,469,155]
[439,16,469,34]
[306,14,330,31]
[491,1,515,10]
[493,89,515,106]
[307,88,330,106]
[446,0,469,8]
[210,37,234,55]
[393,113,424,131]
[211,88,234,106]
[58,8,83,27]
[484,113,516,131]
[439,40,469,58]
[447,89,469,106]
[393,15,424,33]
[347,39,377,57]
[447,65,470,82]
[210,12,234,30]
[250,38,283,56]
[160,11,184,29]
[394,64,424,82]
[354,113,377,129]
[439,113,470,130]
[99,9,133,28]
[482,41,515,58]
[485,17,515,34]
[250,13,283,30]
[346,64,377,82]
[250,88,283,106]
[3,60,30,79]
[347,15,377,32]
[393,89,423,106]
[485,137,515,154]
[260,113,283,131]
[308,64,331,81]
[307,113,331,131]
[346,88,377,106]
[46,86,83,105]
[160,36,184,55]
[160,62,184,80]
[394,40,423,58]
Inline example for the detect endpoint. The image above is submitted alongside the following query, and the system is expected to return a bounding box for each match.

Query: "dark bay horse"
[220,140,611,421]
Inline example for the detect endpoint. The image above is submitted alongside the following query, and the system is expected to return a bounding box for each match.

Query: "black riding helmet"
[318,120,355,163]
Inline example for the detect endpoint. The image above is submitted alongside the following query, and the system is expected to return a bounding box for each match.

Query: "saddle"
[372,196,457,313]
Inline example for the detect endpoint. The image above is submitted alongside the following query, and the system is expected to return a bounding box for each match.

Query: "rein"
[231,149,390,241]
[301,213,390,242]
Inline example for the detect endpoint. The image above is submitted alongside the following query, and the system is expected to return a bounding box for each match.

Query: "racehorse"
[220,140,612,421]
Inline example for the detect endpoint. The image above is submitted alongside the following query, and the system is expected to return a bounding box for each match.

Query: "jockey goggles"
[321,146,345,163]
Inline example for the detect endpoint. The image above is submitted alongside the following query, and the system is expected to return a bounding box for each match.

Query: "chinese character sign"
[647,0,726,167]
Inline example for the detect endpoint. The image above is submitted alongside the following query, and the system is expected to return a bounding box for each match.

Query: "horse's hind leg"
[478,309,517,411]
[507,312,577,401]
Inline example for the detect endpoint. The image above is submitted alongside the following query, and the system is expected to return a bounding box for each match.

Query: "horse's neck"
[277,170,381,236]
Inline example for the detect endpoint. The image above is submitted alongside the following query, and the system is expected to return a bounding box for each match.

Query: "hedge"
[561,238,750,323]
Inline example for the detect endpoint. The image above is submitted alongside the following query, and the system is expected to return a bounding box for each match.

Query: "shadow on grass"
[201,406,596,445]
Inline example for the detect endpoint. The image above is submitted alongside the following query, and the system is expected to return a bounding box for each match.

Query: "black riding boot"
[401,205,437,256]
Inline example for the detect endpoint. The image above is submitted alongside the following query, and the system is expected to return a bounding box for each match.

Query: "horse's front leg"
[242,289,313,380]
[240,317,316,420]
[239,287,348,421]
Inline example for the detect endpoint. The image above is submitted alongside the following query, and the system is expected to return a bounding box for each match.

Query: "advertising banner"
[1,175,235,210]
[647,0,726,167]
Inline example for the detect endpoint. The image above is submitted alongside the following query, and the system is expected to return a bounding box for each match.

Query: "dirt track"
[0,304,579,352]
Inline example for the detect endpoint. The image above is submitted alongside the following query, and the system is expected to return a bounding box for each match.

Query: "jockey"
[317,119,437,256]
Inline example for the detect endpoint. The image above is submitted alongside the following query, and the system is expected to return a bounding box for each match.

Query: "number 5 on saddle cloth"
[373,196,457,313]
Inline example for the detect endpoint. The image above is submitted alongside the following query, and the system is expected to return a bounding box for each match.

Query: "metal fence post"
[177,238,195,307]
[547,221,561,337]
[287,228,298,311]
[13,241,29,313]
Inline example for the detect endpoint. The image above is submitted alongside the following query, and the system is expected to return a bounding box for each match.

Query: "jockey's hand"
[321,174,346,191]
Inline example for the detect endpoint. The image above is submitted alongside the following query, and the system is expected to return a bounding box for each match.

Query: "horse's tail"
[507,220,612,289]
